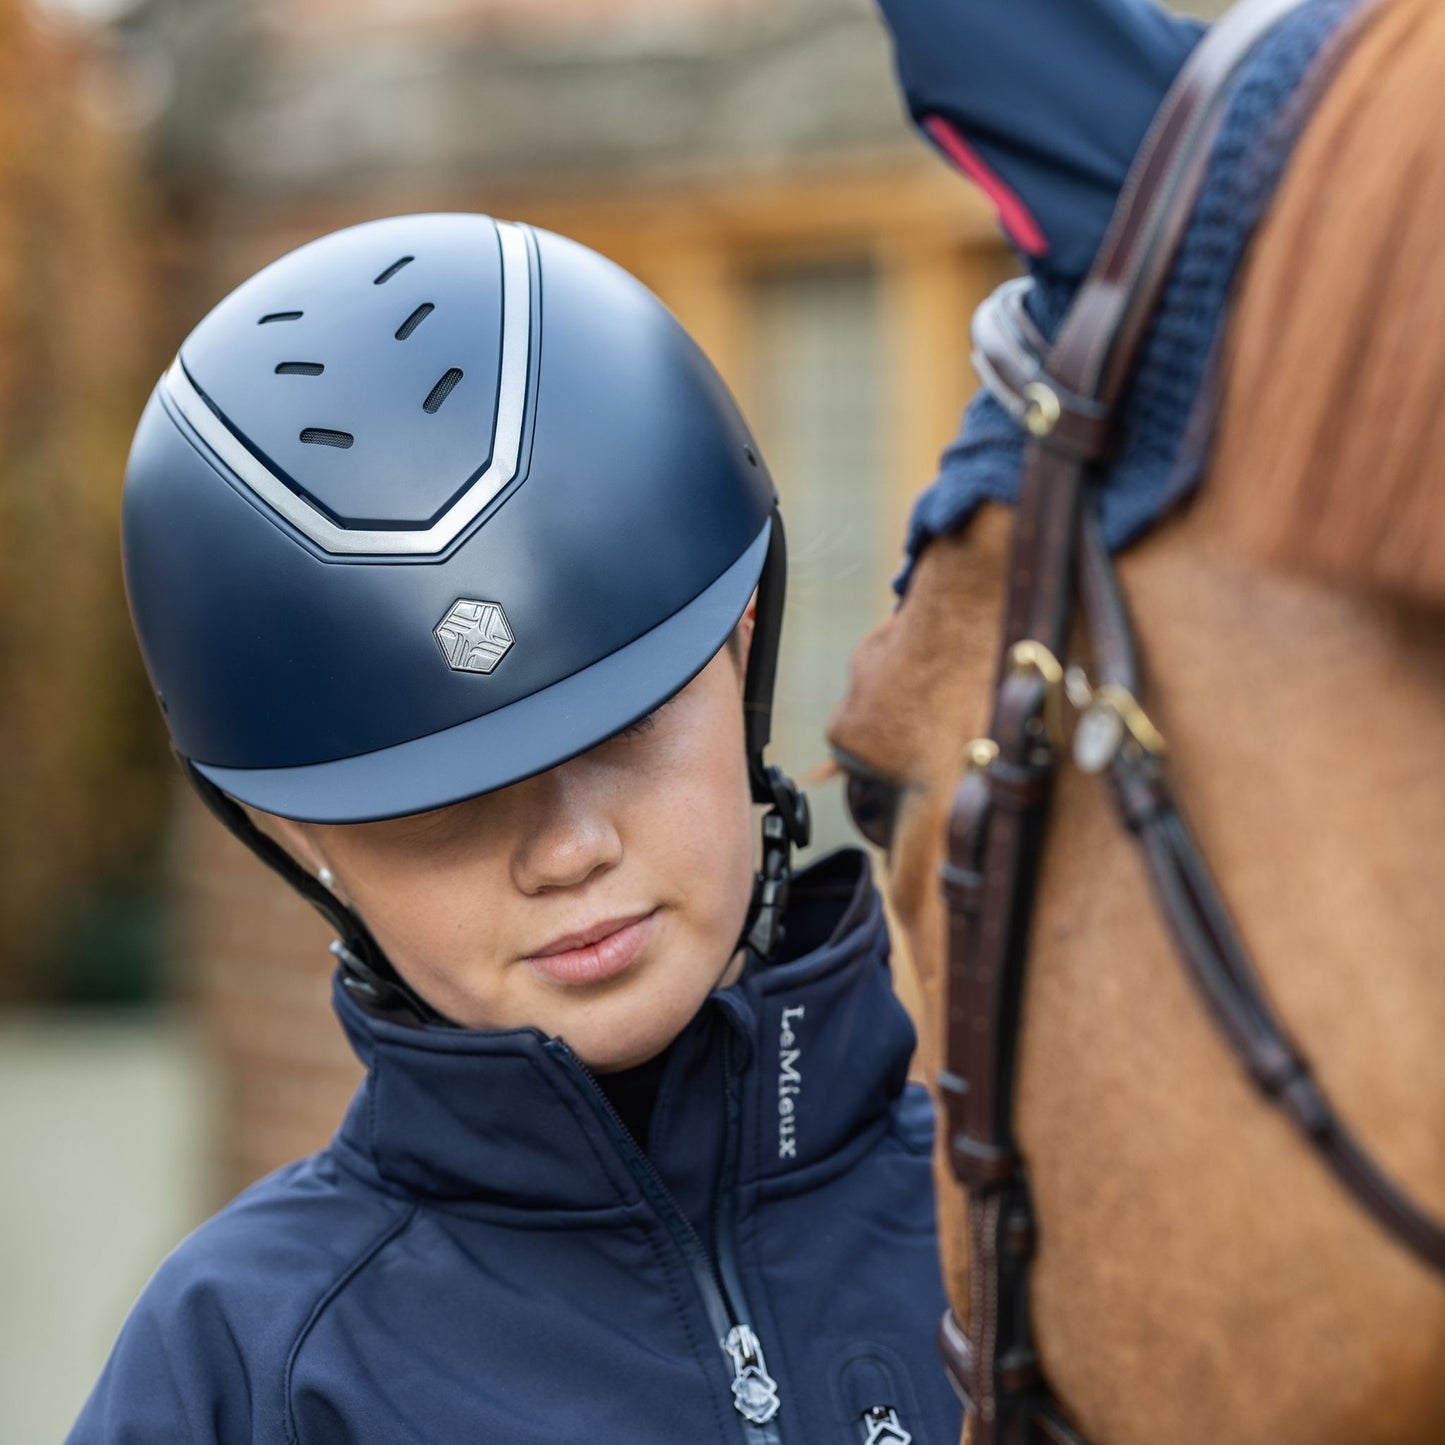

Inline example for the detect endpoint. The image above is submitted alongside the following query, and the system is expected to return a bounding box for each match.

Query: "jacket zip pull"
[722,1324,781,1426]
[858,1404,912,1445]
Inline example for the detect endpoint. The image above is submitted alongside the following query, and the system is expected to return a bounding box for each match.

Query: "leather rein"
[937,1,1445,1440]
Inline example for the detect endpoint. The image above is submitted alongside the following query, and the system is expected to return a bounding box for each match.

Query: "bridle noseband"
[937,1,1445,1441]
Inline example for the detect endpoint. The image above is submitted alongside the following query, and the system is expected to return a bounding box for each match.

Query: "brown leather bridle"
[936,1,1445,1441]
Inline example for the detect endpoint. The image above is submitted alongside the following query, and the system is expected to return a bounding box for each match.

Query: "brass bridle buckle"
[962,737,1000,774]
[1019,380,1062,438]
[1063,665,1167,773]
[1006,640,1067,753]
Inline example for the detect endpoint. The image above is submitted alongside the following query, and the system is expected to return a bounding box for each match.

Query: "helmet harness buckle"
[736,513,810,963]
[745,765,811,961]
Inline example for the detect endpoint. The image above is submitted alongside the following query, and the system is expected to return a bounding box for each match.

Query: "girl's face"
[272,642,757,1072]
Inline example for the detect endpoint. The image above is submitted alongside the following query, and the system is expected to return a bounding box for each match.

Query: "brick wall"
[174,785,361,1197]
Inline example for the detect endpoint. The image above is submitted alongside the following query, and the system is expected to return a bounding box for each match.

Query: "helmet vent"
[258,311,303,324]
[422,368,463,414]
[373,256,414,285]
[299,427,354,449]
[395,303,434,340]
[275,361,324,376]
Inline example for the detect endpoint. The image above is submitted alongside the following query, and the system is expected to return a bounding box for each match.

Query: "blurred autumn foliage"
[0,0,171,1005]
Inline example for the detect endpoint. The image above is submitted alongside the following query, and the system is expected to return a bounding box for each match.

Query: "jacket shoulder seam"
[282,1202,418,1445]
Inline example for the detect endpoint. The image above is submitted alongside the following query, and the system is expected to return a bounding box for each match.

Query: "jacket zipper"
[858,1405,912,1445]
[714,1030,783,1440]
[548,1037,784,1444]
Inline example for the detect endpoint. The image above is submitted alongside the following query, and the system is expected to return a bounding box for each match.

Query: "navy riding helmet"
[122,213,809,1024]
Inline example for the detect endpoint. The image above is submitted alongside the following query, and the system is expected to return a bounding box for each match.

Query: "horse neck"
[1118,515,1445,1071]
[1017,514,1445,1445]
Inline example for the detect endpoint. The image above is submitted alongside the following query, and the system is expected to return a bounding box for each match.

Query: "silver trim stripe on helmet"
[161,218,532,558]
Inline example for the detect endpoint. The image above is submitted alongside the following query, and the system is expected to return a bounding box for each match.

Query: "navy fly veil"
[887,0,1370,594]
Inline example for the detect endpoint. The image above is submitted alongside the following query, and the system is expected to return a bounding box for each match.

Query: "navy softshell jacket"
[69,850,961,1444]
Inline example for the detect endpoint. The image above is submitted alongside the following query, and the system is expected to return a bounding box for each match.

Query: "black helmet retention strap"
[740,509,810,961]
[743,507,787,796]
[179,756,450,1028]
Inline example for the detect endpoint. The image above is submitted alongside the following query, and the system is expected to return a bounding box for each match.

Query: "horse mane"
[1208,0,1445,605]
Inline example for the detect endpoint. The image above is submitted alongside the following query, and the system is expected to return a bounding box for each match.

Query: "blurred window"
[747,262,890,859]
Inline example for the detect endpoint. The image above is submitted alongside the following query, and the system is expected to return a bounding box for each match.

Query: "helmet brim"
[192,522,770,823]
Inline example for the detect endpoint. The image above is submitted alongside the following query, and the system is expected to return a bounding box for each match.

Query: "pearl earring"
[319,866,336,889]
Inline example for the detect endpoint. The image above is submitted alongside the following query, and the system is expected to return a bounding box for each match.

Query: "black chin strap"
[180,757,451,1027]
[743,509,788,778]
[739,509,811,961]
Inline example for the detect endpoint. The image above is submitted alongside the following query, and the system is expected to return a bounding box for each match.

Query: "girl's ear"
[733,593,758,676]
[253,808,332,881]
[875,0,1203,280]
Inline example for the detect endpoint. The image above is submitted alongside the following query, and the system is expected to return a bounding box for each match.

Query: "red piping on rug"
[922,115,1049,258]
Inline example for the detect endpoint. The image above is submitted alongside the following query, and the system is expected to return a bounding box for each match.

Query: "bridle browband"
[937,1,1445,1441]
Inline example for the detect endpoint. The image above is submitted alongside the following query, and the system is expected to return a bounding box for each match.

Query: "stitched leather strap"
[1076,513,1445,1273]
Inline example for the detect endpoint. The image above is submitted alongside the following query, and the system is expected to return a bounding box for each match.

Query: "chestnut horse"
[829,2,1445,1442]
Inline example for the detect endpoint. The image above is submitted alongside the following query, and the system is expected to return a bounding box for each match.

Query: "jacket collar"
[329,848,912,1214]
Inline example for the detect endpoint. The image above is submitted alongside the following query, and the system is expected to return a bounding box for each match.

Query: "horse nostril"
[842,766,903,852]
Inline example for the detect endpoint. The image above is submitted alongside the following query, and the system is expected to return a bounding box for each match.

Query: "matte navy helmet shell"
[122,214,777,822]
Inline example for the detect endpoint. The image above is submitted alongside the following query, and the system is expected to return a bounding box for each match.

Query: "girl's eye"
[837,755,905,852]
[610,696,675,744]
[616,715,657,741]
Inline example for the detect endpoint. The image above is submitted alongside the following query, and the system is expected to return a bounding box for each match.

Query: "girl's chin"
[582,1045,670,1075]
[559,989,706,1075]
[561,947,750,1073]
[566,1016,689,1075]
[412,937,738,1063]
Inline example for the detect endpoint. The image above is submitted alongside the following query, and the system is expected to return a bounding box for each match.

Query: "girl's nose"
[508,763,624,895]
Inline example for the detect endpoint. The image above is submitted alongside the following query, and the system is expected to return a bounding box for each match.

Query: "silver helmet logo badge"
[434,599,514,674]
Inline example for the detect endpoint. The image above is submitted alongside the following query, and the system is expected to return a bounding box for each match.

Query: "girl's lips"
[520,911,657,988]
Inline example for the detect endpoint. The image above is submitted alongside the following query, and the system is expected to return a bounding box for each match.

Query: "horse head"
[831,1,1445,1441]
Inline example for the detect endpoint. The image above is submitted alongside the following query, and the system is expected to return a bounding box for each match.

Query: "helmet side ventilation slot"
[299,427,354,449]
[258,311,303,324]
[422,369,463,414]
[395,303,434,340]
[373,256,414,285]
[275,362,324,376]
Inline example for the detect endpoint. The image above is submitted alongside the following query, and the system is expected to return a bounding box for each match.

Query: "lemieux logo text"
[778,1005,804,1160]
